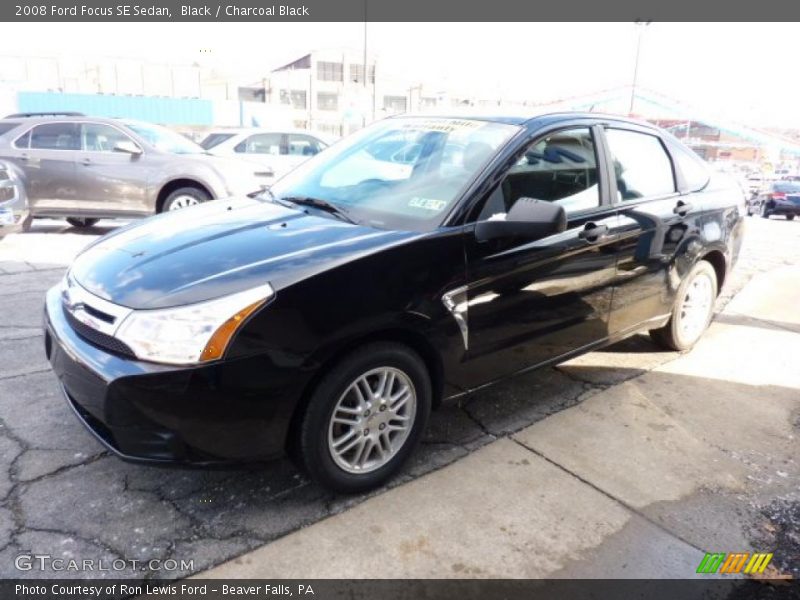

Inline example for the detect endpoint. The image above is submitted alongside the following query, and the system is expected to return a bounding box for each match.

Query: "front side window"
[479,127,600,221]
[669,142,710,192]
[235,133,283,155]
[287,134,325,156]
[29,122,80,150]
[269,117,520,231]
[606,129,675,200]
[81,123,134,152]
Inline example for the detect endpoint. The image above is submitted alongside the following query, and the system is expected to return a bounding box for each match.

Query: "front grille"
[64,309,136,358]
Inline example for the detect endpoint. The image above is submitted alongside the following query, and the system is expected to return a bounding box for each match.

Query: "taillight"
[771,192,787,200]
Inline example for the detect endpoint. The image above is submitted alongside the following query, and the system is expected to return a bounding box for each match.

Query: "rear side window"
[13,129,31,148]
[235,133,283,155]
[29,122,80,150]
[605,129,675,200]
[670,143,710,192]
[287,134,325,156]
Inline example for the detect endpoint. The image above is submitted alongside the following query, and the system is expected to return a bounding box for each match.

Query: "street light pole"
[629,21,651,116]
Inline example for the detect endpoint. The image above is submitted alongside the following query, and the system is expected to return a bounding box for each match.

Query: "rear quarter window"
[669,142,710,192]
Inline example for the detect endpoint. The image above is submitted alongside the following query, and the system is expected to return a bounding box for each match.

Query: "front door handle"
[674,200,692,216]
[20,154,29,162]
[80,158,91,166]
[579,222,609,242]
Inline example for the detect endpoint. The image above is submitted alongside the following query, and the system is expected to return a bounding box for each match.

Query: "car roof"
[388,111,661,131]
[0,115,128,127]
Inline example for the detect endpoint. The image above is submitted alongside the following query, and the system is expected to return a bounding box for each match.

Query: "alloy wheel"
[168,194,201,210]
[327,367,417,474]
[677,271,714,345]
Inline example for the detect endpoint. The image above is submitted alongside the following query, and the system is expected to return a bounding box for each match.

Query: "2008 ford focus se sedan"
[44,113,744,493]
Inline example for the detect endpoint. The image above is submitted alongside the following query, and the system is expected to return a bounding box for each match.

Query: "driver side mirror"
[113,140,142,156]
[475,197,567,243]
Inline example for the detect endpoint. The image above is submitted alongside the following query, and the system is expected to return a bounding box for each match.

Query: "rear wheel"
[162,187,211,212]
[66,217,99,228]
[787,214,795,221]
[298,342,431,493]
[650,260,717,352]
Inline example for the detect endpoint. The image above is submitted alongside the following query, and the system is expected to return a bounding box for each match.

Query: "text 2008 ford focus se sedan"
[44,113,744,493]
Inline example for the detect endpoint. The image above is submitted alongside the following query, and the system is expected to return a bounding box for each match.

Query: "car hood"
[69,197,419,309]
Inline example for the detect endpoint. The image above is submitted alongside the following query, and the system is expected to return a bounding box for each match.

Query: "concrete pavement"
[202,264,800,579]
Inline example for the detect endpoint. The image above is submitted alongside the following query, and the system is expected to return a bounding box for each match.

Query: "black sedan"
[747,180,800,220]
[44,113,744,493]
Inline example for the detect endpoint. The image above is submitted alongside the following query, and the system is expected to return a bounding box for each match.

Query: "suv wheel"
[298,342,431,493]
[650,260,717,352]
[66,217,99,228]
[162,187,210,212]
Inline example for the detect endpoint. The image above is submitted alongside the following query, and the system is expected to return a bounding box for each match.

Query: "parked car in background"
[44,113,743,493]
[201,128,332,183]
[0,113,269,228]
[746,180,800,220]
[0,160,29,239]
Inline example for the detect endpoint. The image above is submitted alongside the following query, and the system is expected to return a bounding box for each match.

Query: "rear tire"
[297,342,431,494]
[162,187,210,212]
[787,214,795,221]
[650,260,717,352]
[66,217,99,228]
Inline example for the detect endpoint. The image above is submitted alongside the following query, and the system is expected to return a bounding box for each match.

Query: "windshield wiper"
[281,196,358,224]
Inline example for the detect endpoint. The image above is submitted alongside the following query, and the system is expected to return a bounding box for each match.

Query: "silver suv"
[0,113,267,228]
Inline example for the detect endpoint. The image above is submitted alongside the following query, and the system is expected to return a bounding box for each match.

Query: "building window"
[384,95,407,113]
[349,64,375,84]
[280,89,307,109]
[317,92,339,111]
[317,61,343,82]
[419,97,437,109]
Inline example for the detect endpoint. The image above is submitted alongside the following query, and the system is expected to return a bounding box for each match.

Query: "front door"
[74,122,151,215]
[460,125,619,388]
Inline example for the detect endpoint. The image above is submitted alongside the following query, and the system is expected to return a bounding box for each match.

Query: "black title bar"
[4,0,800,21]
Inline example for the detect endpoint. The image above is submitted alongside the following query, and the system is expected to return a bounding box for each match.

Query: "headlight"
[114,284,273,365]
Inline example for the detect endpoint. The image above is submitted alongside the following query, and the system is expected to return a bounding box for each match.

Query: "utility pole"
[629,21,651,115]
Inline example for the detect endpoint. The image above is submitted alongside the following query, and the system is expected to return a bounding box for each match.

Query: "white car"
[201,128,332,183]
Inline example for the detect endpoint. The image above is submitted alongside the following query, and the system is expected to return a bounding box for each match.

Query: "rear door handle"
[20,154,29,162]
[579,222,609,242]
[80,158,91,166]
[674,200,692,216]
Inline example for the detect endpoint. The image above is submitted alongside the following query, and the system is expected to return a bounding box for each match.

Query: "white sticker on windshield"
[409,197,448,211]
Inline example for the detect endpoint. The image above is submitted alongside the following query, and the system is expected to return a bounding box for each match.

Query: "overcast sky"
[1,22,797,127]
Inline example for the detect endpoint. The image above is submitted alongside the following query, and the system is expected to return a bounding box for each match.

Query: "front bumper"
[44,286,305,465]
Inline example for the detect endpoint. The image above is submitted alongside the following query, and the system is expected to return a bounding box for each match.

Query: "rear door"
[74,122,151,215]
[600,126,703,335]
[461,124,620,387]
[7,121,79,213]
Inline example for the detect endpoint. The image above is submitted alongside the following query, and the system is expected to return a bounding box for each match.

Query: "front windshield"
[268,117,520,230]
[124,121,205,155]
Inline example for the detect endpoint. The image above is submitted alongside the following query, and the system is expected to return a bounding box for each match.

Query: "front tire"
[162,187,211,212]
[650,260,717,352]
[298,342,432,494]
[66,217,99,228]
[787,214,795,221]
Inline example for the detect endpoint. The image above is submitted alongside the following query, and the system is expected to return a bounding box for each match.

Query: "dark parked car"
[0,113,267,229]
[44,113,744,492]
[746,180,800,220]
[0,159,29,239]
